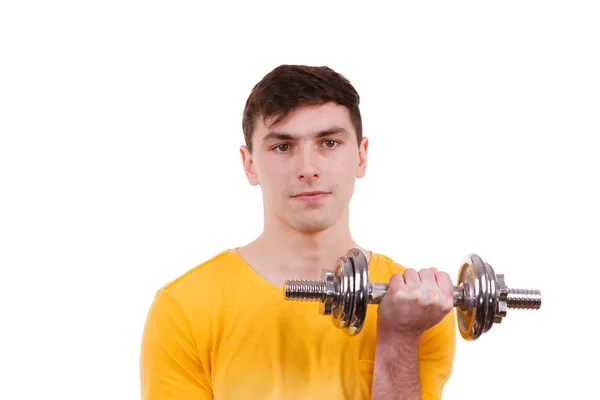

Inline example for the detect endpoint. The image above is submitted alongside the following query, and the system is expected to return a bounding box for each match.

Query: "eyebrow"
[262,126,350,144]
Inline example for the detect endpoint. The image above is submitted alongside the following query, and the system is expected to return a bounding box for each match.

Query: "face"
[240,102,368,234]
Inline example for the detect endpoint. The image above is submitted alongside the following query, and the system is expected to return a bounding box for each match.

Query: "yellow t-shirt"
[140,249,456,400]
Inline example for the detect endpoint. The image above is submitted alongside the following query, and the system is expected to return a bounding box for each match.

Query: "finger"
[402,268,420,287]
[418,268,436,284]
[388,272,406,292]
[416,268,439,306]
[435,271,455,309]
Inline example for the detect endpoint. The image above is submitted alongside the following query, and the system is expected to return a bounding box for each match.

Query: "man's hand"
[371,268,455,400]
[377,267,454,340]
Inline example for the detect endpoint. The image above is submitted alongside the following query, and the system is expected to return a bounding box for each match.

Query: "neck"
[238,210,368,282]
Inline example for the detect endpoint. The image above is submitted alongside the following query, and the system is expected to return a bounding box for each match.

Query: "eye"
[323,140,339,148]
[274,144,290,152]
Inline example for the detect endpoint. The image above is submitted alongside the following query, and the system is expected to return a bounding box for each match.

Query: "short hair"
[242,64,362,152]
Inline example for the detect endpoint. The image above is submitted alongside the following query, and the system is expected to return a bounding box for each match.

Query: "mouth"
[291,191,330,201]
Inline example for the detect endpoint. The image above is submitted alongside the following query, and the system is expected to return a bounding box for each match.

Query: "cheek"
[339,160,359,194]
[330,167,353,197]
[257,167,288,198]
[339,157,359,180]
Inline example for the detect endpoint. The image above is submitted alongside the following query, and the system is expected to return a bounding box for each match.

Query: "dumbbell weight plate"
[482,261,499,335]
[346,248,369,336]
[331,254,355,330]
[456,254,495,341]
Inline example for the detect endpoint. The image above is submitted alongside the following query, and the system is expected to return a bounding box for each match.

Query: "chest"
[208,292,379,399]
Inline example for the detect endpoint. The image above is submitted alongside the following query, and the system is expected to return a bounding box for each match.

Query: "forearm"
[371,332,421,400]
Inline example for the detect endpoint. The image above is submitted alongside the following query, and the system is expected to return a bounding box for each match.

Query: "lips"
[292,191,329,197]
[291,191,330,201]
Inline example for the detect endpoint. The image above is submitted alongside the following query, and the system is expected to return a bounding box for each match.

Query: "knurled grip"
[367,283,388,304]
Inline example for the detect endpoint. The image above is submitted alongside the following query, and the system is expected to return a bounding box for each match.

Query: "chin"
[289,217,334,234]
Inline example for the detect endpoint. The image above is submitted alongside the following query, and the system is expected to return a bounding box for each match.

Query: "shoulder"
[141,249,244,347]
[155,248,240,306]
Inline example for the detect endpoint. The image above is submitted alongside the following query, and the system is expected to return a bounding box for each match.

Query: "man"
[140,65,456,399]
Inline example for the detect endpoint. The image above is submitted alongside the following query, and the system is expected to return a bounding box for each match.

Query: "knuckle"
[426,291,439,307]
[413,288,425,301]
[391,288,410,303]
[423,290,438,306]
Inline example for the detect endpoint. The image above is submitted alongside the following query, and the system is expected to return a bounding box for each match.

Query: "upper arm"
[140,289,213,400]
[418,310,457,400]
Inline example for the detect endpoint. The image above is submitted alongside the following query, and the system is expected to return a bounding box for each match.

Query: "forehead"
[254,103,355,141]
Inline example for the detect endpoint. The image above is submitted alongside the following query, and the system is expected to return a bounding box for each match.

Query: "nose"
[296,145,320,182]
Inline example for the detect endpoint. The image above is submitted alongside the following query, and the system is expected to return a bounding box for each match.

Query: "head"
[240,65,368,234]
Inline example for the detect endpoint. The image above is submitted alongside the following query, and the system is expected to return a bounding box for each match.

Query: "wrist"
[375,328,421,366]
[376,323,422,348]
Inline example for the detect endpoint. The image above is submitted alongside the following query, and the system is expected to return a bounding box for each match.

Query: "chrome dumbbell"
[283,248,542,340]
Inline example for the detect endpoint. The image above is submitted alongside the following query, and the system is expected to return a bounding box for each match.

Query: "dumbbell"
[283,248,542,340]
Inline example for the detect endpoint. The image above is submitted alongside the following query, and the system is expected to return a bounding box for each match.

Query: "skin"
[237,102,454,399]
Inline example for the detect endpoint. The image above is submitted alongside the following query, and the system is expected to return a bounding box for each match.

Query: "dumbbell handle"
[366,283,462,306]
[366,282,540,310]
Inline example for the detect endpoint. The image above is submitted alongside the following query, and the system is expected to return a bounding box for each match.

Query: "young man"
[140,65,456,399]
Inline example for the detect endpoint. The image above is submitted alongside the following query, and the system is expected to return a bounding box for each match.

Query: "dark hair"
[242,65,362,153]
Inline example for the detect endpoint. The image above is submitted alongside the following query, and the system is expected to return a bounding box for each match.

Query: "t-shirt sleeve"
[418,310,457,400]
[140,289,213,399]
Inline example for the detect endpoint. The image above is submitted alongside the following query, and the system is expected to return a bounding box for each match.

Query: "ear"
[356,137,369,178]
[240,145,259,186]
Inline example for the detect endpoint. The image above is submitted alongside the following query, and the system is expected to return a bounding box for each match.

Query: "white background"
[1,1,598,399]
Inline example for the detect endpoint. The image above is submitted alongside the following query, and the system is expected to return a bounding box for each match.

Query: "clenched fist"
[377,267,454,340]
